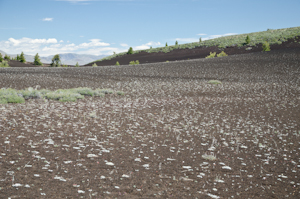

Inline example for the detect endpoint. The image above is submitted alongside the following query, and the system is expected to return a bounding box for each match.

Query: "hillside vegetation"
[94,26,300,63]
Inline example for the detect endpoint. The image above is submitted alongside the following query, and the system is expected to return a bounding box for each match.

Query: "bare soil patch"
[0,48,300,198]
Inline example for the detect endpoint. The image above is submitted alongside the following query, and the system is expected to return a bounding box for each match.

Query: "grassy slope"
[93,26,300,63]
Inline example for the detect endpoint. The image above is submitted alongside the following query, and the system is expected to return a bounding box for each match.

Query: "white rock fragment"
[143,164,150,168]
[122,174,130,178]
[100,176,106,179]
[134,158,141,162]
[78,190,85,193]
[106,162,114,166]
[12,183,23,187]
[222,166,232,171]
[64,161,72,164]
[34,174,40,177]
[87,154,98,158]
[167,158,176,161]
[207,193,220,199]
[182,166,191,169]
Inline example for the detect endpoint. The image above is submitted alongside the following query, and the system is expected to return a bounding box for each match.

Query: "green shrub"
[205,52,216,58]
[175,41,178,45]
[199,37,202,42]
[129,60,139,65]
[217,51,228,57]
[116,61,120,66]
[165,42,168,47]
[127,47,133,55]
[19,52,26,63]
[0,53,3,62]
[262,41,271,51]
[62,64,69,67]
[0,61,10,67]
[75,62,80,67]
[16,54,20,61]
[34,53,43,66]
[92,63,97,67]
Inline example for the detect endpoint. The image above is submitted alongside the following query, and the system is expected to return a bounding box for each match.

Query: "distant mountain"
[0,50,106,65]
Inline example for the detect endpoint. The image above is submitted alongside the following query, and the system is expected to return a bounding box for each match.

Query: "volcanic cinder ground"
[0,48,300,198]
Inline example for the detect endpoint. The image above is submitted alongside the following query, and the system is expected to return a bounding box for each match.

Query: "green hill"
[94,26,300,63]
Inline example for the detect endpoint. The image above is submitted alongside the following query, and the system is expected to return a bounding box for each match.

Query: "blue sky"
[0,0,299,56]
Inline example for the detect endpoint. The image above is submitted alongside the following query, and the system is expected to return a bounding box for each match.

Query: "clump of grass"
[0,61,10,68]
[217,51,228,57]
[208,80,222,85]
[205,52,216,58]
[201,153,217,161]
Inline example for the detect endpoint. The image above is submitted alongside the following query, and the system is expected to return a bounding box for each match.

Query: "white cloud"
[42,18,53,22]
[202,33,238,40]
[175,33,238,44]
[78,39,110,48]
[197,33,207,36]
[134,41,161,50]
[175,38,199,43]
[120,43,128,47]
[0,37,117,56]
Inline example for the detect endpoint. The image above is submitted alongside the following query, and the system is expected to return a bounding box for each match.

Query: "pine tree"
[175,41,178,45]
[116,61,120,66]
[34,53,43,65]
[245,35,250,45]
[199,37,202,42]
[0,53,3,62]
[75,62,79,67]
[19,52,26,63]
[127,47,133,54]
[16,54,20,61]
[165,42,168,47]
[51,54,61,67]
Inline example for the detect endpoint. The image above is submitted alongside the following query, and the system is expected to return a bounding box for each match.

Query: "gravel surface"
[0,48,299,198]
